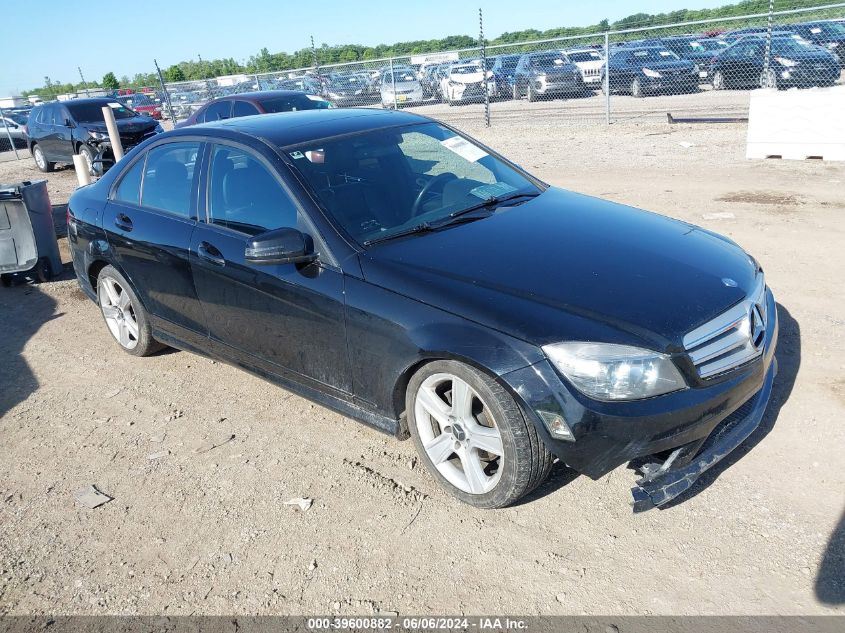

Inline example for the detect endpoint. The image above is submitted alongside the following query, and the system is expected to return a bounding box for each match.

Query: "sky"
[0,0,733,95]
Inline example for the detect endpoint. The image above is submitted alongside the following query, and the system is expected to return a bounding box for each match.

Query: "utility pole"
[78,67,90,96]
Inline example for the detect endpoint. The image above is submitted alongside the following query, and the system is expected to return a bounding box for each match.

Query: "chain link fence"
[2,2,844,164]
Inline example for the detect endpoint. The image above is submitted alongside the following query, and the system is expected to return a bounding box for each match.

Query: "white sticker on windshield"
[305,94,324,101]
[441,136,488,162]
[469,182,518,200]
[811,27,822,34]
[107,102,124,109]
[289,151,305,160]
[660,51,673,57]
[554,58,564,64]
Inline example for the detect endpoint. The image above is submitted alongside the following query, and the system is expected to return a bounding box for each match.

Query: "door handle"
[198,241,226,266]
[114,213,133,232]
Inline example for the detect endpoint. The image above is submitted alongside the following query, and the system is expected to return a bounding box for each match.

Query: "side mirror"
[65,118,76,128]
[245,227,317,265]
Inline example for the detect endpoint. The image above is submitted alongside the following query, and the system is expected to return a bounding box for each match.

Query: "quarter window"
[140,142,200,217]
[207,145,297,235]
[113,157,145,205]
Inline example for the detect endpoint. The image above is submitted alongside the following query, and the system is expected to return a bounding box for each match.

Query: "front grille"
[683,273,768,379]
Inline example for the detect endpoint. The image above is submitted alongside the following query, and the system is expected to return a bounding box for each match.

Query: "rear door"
[102,140,208,348]
[189,142,351,396]
[36,105,62,160]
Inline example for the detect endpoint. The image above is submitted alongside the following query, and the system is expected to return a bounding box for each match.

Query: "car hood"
[385,81,420,91]
[359,188,758,351]
[82,117,158,135]
[637,59,695,71]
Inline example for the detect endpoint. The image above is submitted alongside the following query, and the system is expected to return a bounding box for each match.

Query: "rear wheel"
[512,82,520,100]
[32,144,54,173]
[527,82,537,102]
[407,360,554,508]
[712,70,726,91]
[35,258,52,283]
[96,265,164,357]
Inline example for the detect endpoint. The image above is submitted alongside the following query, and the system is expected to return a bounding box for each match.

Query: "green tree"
[102,72,119,90]
[165,65,186,82]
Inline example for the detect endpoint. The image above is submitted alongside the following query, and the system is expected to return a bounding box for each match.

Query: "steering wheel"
[410,173,458,217]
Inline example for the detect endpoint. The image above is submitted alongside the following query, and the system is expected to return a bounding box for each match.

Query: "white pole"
[72,154,92,186]
[604,32,611,125]
[101,105,124,162]
[389,57,398,110]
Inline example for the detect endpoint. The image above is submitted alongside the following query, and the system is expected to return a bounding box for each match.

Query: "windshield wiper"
[441,191,541,223]
[363,222,436,246]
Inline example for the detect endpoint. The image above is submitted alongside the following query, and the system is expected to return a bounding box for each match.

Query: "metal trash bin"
[0,180,61,286]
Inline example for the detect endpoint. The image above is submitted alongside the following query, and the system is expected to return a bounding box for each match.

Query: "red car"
[116,93,162,120]
[174,90,332,128]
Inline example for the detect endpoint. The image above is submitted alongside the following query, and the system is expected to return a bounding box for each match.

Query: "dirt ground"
[1,118,843,616]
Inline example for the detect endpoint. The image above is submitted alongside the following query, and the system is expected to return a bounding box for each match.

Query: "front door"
[189,143,351,396]
[102,140,208,348]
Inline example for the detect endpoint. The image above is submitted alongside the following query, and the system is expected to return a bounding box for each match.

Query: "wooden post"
[101,105,124,162]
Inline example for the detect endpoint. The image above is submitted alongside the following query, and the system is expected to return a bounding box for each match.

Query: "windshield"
[810,22,845,36]
[530,53,570,68]
[284,122,539,245]
[567,51,603,62]
[7,112,28,124]
[383,70,417,83]
[630,48,680,62]
[686,39,729,51]
[497,55,520,70]
[67,101,137,122]
[451,64,482,75]
[771,37,817,54]
[260,95,331,112]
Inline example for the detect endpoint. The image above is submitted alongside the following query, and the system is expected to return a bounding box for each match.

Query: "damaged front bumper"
[630,356,776,512]
[502,288,779,512]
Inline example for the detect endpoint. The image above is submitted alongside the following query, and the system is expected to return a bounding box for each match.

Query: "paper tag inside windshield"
[441,136,488,162]
[469,182,518,199]
[305,94,324,101]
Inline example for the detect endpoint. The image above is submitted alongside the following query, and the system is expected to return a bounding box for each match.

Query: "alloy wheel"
[98,276,139,350]
[713,71,725,90]
[33,146,46,169]
[414,373,504,495]
[760,68,778,89]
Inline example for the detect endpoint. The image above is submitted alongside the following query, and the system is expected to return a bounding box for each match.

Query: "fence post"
[389,57,398,110]
[254,74,261,90]
[479,7,490,127]
[154,59,177,124]
[0,108,21,160]
[604,32,611,125]
[763,0,775,85]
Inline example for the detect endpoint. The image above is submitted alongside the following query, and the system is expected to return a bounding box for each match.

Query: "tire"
[0,138,10,152]
[512,82,520,100]
[96,265,164,357]
[527,82,537,102]
[35,258,52,283]
[407,360,554,509]
[77,144,95,176]
[760,68,778,90]
[31,143,54,173]
[712,70,726,91]
[631,77,644,98]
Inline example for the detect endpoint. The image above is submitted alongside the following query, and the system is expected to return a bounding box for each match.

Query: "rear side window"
[113,157,145,205]
[233,101,259,117]
[207,144,297,235]
[141,142,201,217]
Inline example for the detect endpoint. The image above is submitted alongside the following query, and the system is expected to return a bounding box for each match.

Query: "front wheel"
[96,265,164,357]
[527,82,537,102]
[407,360,554,508]
[712,70,726,91]
[631,77,644,98]
[77,144,95,176]
[512,83,520,100]
[760,68,778,89]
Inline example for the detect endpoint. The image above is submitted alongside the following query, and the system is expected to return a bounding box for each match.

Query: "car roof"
[180,108,428,148]
[215,90,319,102]
[60,97,120,105]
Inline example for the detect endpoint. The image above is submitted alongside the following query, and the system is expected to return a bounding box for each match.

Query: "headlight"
[88,130,108,140]
[542,342,686,401]
[642,68,662,78]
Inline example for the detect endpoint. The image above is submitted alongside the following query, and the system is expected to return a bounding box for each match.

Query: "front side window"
[233,100,260,117]
[141,142,201,217]
[207,145,297,235]
[258,94,331,113]
[202,100,231,122]
[284,122,538,245]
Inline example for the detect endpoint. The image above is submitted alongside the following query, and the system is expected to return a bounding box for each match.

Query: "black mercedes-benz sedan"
[67,109,778,511]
